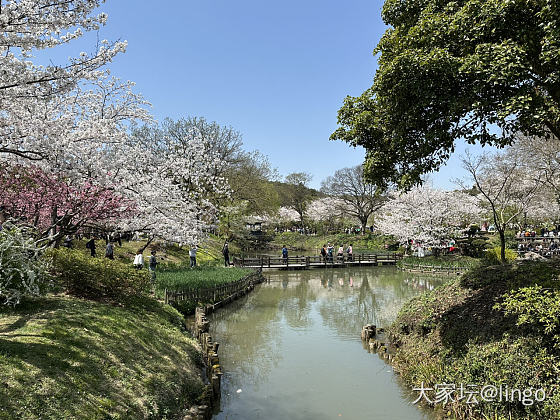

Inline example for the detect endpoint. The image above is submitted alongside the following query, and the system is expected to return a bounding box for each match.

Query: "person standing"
[346,244,353,261]
[282,245,288,262]
[63,235,73,249]
[133,249,144,269]
[327,243,334,263]
[337,245,344,261]
[320,245,327,263]
[222,242,230,267]
[86,238,96,257]
[189,245,197,268]
[105,242,114,260]
[149,249,158,282]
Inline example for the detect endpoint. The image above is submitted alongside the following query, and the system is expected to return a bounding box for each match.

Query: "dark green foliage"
[46,249,151,301]
[332,0,560,189]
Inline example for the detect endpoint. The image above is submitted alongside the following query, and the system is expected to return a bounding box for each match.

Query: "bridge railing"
[233,252,402,268]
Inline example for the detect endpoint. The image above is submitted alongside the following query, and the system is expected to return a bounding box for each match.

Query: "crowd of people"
[516,227,560,238]
[319,243,353,262]
[280,243,354,263]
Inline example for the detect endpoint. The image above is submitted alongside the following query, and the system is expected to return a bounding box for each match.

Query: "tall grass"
[156,267,253,292]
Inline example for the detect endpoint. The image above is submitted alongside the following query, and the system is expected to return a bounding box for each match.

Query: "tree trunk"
[360,219,367,235]
[499,229,506,263]
[139,236,155,253]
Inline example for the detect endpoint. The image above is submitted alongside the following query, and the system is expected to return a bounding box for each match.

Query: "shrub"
[484,246,517,264]
[0,224,50,306]
[497,285,560,348]
[46,248,150,301]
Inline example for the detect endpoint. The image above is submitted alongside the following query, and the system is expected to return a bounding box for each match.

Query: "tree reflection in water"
[209,267,445,415]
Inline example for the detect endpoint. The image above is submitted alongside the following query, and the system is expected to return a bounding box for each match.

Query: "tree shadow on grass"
[0,296,204,419]
[437,281,518,354]
[437,261,560,355]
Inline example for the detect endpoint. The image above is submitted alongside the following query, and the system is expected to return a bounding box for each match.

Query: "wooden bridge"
[232,253,402,270]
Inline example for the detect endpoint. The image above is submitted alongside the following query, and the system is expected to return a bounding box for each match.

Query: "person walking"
[222,242,230,267]
[189,245,197,268]
[149,249,158,282]
[133,249,144,269]
[85,238,96,257]
[320,245,327,263]
[105,242,114,260]
[346,244,353,261]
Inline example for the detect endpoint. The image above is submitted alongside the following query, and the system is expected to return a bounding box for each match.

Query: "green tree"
[332,0,560,189]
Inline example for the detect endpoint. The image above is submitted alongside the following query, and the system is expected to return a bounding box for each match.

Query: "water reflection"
[210,267,444,420]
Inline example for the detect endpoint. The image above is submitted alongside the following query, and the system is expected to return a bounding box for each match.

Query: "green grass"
[0,295,204,420]
[270,231,400,252]
[71,236,231,268]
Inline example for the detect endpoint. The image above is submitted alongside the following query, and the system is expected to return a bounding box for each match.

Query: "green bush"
[0,224,50,306]
[484,246,517,264]
[46,248,151,301]
[497,286,560,348]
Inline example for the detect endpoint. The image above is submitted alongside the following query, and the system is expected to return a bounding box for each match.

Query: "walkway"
[233,253,402,270]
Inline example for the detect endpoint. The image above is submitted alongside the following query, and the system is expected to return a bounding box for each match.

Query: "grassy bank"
[388,260,560,419]
[71,234,234,268]
[269,231,399,252]
[398,255,481,270]
[0,295,204,420]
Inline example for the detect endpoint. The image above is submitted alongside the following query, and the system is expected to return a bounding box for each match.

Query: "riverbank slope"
[388,260,560,419]
[0,295,205,419]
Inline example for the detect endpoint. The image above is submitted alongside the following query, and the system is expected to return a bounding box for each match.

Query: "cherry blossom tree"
[121,125,230,244]
[376,186,482,251]
[0,165,134,245]
[0,1,131,161]
[460,150,542,262]
[0,2,231,247]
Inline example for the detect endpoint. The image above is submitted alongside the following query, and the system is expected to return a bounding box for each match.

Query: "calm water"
[209,266,444,420]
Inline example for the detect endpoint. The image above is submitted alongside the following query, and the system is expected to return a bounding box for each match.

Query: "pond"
[209,266,445,420]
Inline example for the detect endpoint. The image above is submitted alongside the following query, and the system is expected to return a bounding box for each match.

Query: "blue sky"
[41,0,490,190]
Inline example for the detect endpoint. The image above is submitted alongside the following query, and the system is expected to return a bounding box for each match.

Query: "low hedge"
[46,248,151,301]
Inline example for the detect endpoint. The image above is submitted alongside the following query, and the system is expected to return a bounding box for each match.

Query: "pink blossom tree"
[0,165,134,245]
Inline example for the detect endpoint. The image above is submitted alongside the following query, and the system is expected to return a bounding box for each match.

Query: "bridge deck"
[233,253,402,270]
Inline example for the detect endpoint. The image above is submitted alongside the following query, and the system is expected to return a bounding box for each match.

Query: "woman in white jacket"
[133,249,144,269]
